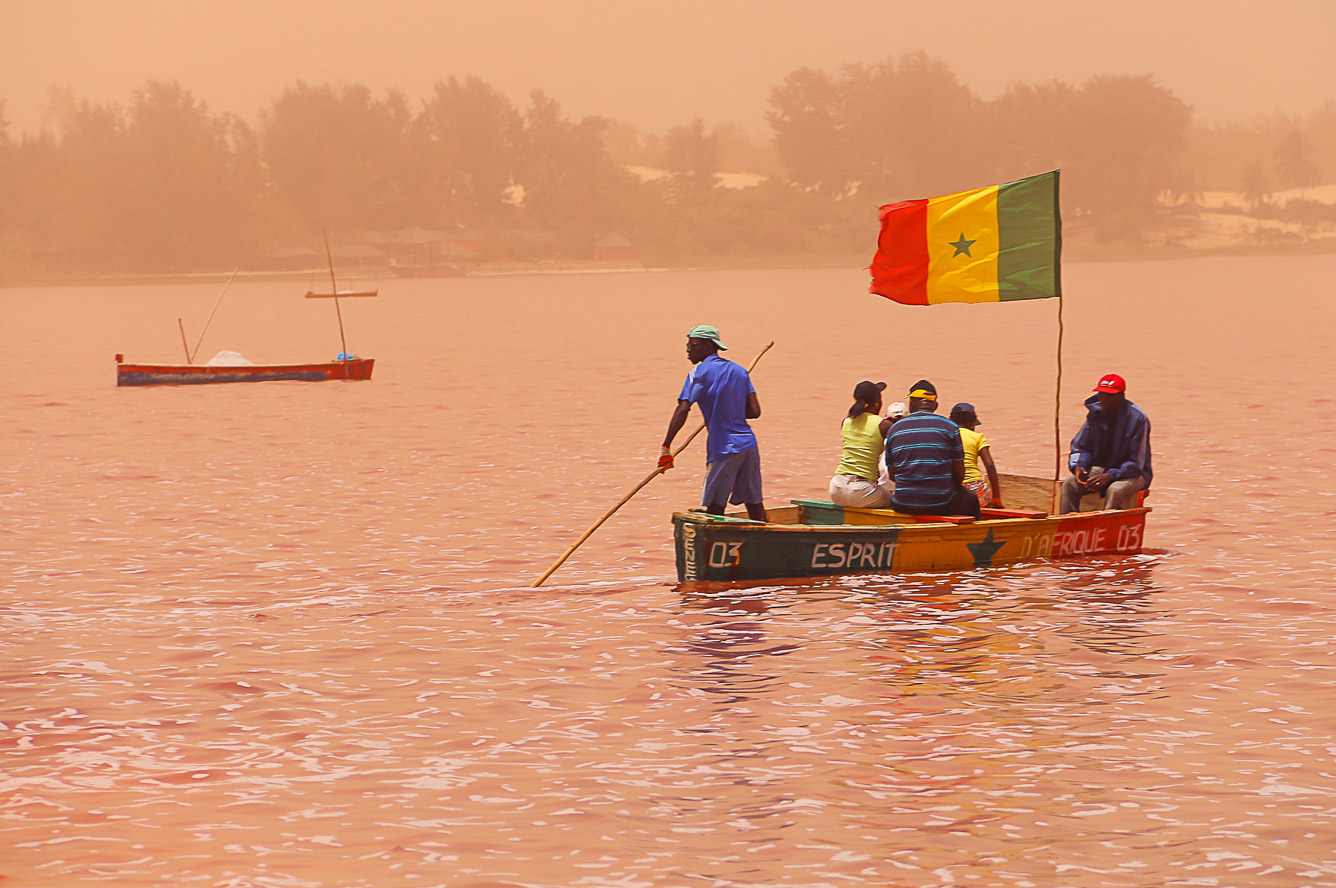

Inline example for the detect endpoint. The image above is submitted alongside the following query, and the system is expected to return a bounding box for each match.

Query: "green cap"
[687,324,727,350]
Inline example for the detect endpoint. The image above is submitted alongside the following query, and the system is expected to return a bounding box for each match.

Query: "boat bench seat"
[980,507,1048,519]
[686,509,766,525]
[791,498,976,525]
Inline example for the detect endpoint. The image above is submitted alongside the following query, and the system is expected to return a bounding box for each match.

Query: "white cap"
[886,401,909,419]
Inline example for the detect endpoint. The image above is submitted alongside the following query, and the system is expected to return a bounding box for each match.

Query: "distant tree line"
[0,54,1331,277]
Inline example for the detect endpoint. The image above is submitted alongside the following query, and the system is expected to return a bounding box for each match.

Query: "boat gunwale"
[117,359,374,372]
[114,357,375,386]
[671,505,1150,534]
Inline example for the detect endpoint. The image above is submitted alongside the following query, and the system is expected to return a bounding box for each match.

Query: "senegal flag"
[869,170,1061,305]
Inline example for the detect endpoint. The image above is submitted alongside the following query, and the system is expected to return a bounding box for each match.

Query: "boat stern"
[672,510,903,582]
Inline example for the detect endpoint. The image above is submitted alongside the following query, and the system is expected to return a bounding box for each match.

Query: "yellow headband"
[908,389,936,400]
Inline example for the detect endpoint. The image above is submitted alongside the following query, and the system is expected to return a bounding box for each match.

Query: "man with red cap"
[1060,373,1152,513]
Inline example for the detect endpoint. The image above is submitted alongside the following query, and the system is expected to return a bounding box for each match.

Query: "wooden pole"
[1052,293,1065,513]
[530,341,774,588]
[189,267,240,364]
[323,230,350,363]
[177,318,192,363]
[1051,169,1065,514]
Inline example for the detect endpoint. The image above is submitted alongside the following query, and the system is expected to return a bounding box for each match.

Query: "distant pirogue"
[115,355,374,386]
[115,233,376,386]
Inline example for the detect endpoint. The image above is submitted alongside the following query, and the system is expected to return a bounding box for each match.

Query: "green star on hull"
[966,528,1006,567]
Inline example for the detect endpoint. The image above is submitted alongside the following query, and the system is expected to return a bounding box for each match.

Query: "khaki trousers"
[1059,466,1147,514]
[829,473,894,509]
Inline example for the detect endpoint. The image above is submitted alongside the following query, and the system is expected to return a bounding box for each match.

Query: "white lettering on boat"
[811,541,896,571]
[1016,533,1055,559]
[682,524,698,579]
[708,541,743,569]
[1052,527,1108,557]
[989,521,1142,562]
[1116,524,1142,551]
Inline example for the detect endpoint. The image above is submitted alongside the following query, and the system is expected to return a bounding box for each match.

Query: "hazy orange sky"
[3,0,1334,137]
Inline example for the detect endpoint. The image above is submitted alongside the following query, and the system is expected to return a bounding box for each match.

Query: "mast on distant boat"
[180,267,240,364]
[322,230,350,363]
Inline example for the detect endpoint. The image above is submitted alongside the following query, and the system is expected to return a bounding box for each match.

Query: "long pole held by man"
[529,329,771,588]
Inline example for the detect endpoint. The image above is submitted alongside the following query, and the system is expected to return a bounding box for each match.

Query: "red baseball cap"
[1093,373,1126,393]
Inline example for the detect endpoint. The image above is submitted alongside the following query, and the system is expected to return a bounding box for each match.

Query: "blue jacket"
[1068,395,1152,487]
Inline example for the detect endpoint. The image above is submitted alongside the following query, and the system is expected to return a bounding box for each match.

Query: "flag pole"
[1052,293,1065,513]
[1051,169,1064,513]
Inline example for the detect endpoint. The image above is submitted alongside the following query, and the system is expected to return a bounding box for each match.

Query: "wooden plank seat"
[791,498,976,525]
[980,507,1048,519]
[897,511,975,524]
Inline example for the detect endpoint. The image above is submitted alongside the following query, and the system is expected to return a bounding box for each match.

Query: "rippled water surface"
[4,258,1336,887]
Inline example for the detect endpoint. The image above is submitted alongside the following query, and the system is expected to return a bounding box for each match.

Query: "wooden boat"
[115,354,373,386]
[119,236,375,387]
[304,289,378,298]
[672,474,1149,582]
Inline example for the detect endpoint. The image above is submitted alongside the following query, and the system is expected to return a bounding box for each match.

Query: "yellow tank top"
[960,427,988,483]
[836,413,884,480]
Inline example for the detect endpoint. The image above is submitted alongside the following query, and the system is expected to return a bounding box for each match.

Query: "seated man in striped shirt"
[883,380,982,519]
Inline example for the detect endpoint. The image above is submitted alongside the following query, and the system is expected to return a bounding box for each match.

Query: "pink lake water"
[3,256,1336,887]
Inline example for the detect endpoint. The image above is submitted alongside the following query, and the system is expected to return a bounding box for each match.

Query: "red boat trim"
[116,359,374,386]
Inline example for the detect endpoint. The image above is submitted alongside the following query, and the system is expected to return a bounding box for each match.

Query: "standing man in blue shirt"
[660,325,767,521]
[1060,373,1152,513]
[884,380,981,518]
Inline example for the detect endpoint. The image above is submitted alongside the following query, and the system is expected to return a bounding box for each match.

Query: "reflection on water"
[675,586,801,704]
[5,260,1336,886]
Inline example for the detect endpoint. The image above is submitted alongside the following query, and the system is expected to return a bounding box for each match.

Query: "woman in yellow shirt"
[829,380,896,508]
[950,402,1004,508]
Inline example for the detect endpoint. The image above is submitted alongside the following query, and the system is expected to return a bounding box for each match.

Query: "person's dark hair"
[846,399,874,419]
[949,402,977,424]
[846,380,886,419]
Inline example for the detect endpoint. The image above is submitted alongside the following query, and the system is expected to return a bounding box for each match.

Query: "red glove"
[658,446,674,470]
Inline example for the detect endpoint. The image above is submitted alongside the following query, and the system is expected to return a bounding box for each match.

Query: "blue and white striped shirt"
[886,411,964,511]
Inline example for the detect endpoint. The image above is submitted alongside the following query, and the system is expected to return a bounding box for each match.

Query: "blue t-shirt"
[679,354,757,463]
[885,410,964,510]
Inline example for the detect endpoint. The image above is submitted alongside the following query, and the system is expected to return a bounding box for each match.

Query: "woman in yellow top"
[949,402,1004,508]
[829,380,896,508]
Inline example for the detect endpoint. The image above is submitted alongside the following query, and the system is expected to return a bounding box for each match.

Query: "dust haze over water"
[5,1,1336,281]
[6,259,1336,885]
[7,3,1336,885]
[3,0,1336,135]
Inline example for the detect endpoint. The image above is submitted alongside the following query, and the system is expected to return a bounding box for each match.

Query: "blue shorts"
[702,446,763,508]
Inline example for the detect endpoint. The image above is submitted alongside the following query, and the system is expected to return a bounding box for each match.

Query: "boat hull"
[673,502,1149,582]
[116,358,374,386]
